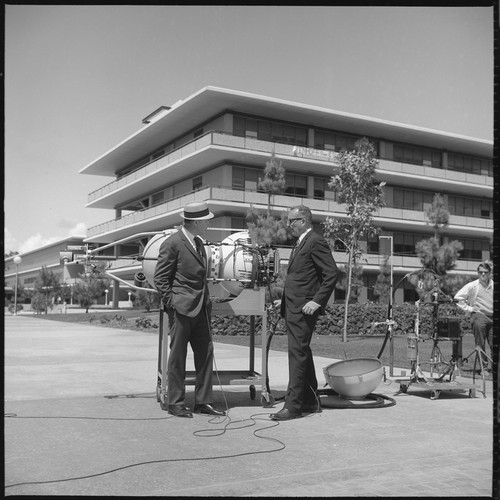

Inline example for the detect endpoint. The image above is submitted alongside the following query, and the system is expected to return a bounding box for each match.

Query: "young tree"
[245,150,290,305]
[259,150,286,217]
[322,137,386,342]
[412,193,463,296]
[31,267,62,314]
[246,150,289,247]
[73,264,110,313]
[373,255,392,303]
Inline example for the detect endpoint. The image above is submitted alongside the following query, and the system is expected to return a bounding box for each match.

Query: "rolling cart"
[396,292,483,400]
[156,287,275,410]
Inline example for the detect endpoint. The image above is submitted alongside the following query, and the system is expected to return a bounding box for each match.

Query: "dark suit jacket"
[153,228,210,318]
[281,230,339,316]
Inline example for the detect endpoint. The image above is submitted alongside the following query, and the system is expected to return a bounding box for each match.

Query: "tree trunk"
[342,250,352,342]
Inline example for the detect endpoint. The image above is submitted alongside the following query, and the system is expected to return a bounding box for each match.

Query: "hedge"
[211,302,471,337]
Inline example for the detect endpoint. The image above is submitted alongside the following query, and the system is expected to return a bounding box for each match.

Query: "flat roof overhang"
[80,87,493,178]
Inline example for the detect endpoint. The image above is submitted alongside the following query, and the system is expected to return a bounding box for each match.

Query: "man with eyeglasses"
[270,205,339,421]
[454,262,494,372]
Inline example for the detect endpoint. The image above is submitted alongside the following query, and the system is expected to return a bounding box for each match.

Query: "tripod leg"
[475,347,488,398]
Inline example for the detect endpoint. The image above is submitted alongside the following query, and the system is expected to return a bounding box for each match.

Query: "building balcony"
[85,186,493,244]
[86,132,493,209]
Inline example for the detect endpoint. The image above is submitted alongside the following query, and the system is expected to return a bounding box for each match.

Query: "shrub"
[134,317,158,329]
[211,302,471,338]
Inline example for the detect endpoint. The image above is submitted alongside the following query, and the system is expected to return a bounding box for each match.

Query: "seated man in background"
[454,262,494,373]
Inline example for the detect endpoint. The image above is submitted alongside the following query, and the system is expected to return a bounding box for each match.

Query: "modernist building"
[4,236,87,308]
[80,86,493,305]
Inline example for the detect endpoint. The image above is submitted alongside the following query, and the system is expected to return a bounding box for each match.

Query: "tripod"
[428,337,463,382]
[462,345,492,398]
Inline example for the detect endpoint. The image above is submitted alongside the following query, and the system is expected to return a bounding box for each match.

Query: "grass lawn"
[27,308,490,380]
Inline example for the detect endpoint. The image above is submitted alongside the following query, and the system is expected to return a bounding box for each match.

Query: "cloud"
[68,222,87,237]
[4,228,19,254]
[5,222,88,255]
[19,234,60,254]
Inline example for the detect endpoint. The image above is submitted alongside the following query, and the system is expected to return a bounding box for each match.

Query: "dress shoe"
[270,408,300,421]
[168,405,193,418]
[194,404,226,416]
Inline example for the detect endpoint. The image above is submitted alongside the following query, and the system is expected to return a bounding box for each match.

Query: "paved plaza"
[4,315,496,497]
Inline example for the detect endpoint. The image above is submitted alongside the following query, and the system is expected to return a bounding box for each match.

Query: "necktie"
[290,240,299,261]
[194,238,204,259]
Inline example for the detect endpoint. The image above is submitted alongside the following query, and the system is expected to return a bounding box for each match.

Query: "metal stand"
[397,337,481,400]
[396,298,482,400]
[461,346,492,399]
[156,287,274,410]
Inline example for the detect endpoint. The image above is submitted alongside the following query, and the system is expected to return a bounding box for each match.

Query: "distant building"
[4,236,88,307]
[79,86,493,304]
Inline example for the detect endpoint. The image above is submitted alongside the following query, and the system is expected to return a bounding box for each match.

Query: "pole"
[13,256,22,316]
[388,236,394,376]
[379,236,394,375]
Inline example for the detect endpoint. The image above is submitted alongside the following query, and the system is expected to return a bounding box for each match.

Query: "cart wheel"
[430,390,441,400]
[249,385,256,400]
[261,393,275,408]
[399,384,408,393]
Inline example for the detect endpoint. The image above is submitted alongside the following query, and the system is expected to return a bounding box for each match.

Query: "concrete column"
[442,151,448,170]
[112,279,119,308]
[307,128,314,147]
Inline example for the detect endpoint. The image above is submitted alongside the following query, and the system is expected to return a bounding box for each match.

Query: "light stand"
[13,255,22,316]
[379,236,394,375]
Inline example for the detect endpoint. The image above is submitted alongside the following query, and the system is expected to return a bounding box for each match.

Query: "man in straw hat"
[154,201,226,417]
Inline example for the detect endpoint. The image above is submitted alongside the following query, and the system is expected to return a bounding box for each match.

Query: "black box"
[436,317,462,339]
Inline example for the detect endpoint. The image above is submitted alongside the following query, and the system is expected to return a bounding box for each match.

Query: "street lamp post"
[13,255,22,316]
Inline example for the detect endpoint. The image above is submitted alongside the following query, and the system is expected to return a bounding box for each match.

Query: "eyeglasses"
[478,271,490,275]
[288,218,304,226]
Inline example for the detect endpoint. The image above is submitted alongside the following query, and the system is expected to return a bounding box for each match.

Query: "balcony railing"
[86,185,494,239]
[88,132,341,203]
[87,130,492,205]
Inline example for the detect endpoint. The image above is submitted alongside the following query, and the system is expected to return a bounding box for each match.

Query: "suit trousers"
[166,306,214,406]
[471,312,493,365]
[284,307,320,413]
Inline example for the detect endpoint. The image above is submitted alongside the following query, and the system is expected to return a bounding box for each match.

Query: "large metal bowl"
[323,358,383,400]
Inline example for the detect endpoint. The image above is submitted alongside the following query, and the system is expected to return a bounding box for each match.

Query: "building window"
[233,115,307,146]
[366,234,379,254]
[230,217,247,230]
[152,149,165,161]
[403,281,419,303]
[393,232,430,256]
[232,166,262,191]
[448,153,492,177]
[193,176,203,191]
[393,144,442,168]
[285,173,307,197]
[313,177,338,201]
[363,275,378,302]
[151,191,165,206]
[447,195,492,219]
[455,238,489,261]
[314,130,359,152]
[393,188,434,211]
[335,287,346,303]
[313,178,326,200]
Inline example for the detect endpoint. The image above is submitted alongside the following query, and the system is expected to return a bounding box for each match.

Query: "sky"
[4,5,494,254]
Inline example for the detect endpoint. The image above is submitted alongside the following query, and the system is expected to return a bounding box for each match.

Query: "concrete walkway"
[4,315,496,497]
